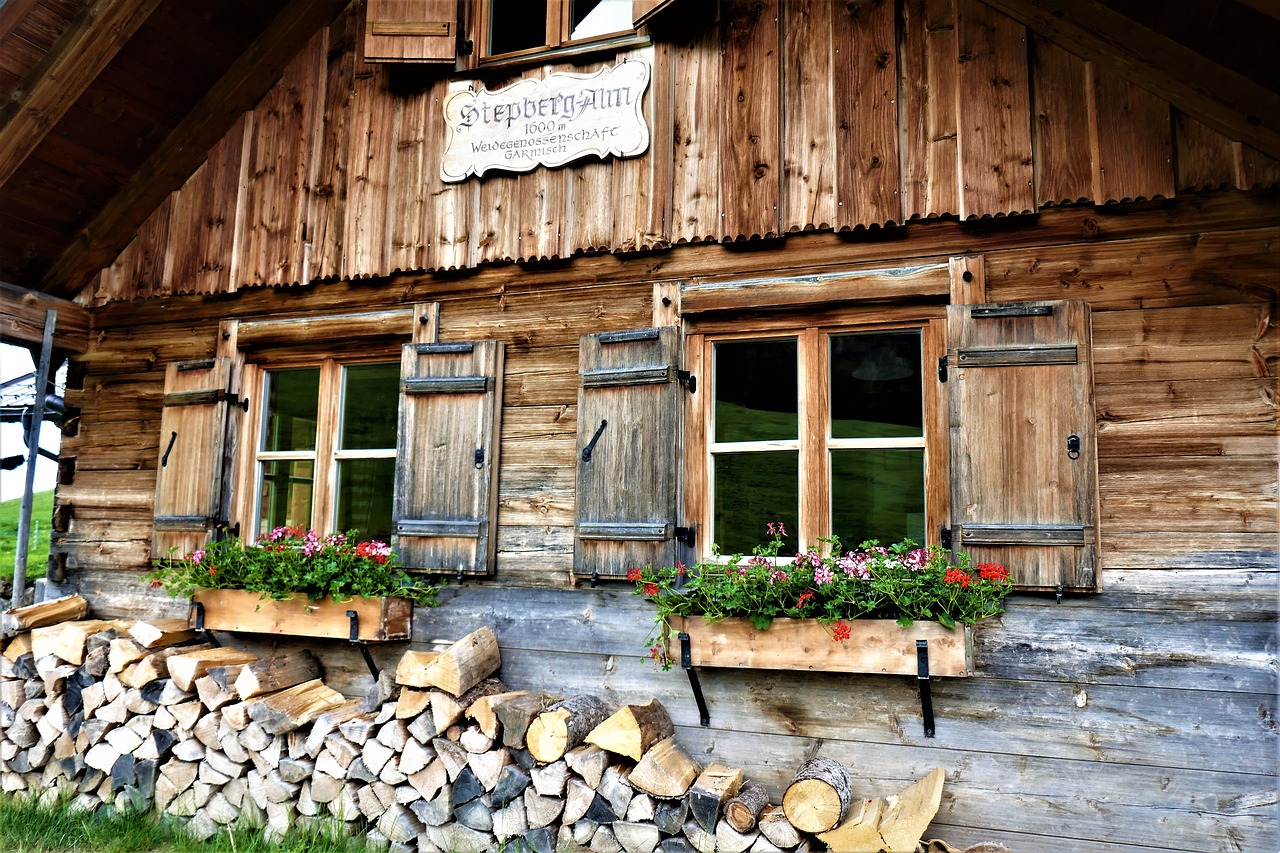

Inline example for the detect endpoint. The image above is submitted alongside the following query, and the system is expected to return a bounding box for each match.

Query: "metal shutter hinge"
[677,370,696,394]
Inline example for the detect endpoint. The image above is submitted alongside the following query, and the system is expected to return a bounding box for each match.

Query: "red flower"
[150,580,162,588]
[797,590,814,608]
[644,583,659,597]
[676,562,686,579]
[208,568,217,576]
[944,568,971,588]
[627,568,642,582]
[832,621,851,642]
[978,562,1009,583]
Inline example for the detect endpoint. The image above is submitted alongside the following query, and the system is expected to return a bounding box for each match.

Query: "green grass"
[0,489,53,583]
[0,792,375,853]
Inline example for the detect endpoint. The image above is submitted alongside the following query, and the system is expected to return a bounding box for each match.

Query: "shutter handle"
[474,447,484,469]
[1066,434,1081,460]
[161,431,178,468]
[581,419,608,462]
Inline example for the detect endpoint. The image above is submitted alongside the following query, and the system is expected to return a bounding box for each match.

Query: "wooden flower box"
[665,616,973,677]
[188,588,412,642]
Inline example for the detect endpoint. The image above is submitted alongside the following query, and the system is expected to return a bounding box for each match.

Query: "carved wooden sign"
[441,59,650,182]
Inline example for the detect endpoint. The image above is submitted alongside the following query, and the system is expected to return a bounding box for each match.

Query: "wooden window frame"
[232,351,401,542]
[685,316,949,559]
[475,0,645,67]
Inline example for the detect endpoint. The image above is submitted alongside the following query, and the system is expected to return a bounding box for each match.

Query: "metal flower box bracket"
[665,616,974,737]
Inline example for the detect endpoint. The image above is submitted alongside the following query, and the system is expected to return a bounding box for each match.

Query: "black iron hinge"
[937,355,948,383]
[675,525,696,548]
[677,370,696,394]
[940,525,953,549]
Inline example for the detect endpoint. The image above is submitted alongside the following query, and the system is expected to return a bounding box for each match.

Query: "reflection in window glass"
[831,449,925,547]
[714,339,798,443]
[570,0,631,40]
[337,458,396,542]
[830,331,922,439]
[257,460,314,535]
[262,368,319,452]
[713,452,799,556]
[341,363,400,450]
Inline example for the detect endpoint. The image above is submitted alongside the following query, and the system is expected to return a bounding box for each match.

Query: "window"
[253,360,399,542]
[483,0,635,61]
[703,324,943,557]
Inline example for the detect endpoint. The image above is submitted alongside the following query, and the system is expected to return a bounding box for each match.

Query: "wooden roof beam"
[981,0,1280,158]
[0,0,42,49]
[0,280,91,352]
[39,0,349,299]
[0,0,164,191]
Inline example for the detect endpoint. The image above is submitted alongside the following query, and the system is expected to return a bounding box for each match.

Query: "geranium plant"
[631,523,1013,667]
[148,526,441,607]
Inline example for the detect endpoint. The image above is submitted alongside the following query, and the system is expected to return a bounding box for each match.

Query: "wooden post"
[12,310,56,602]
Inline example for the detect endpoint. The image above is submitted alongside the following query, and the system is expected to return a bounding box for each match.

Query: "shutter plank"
[153,358,233,558]
[947,300,1100,591]
[575,327,683,578]
[363,0,457,64]
[394,341,503,575]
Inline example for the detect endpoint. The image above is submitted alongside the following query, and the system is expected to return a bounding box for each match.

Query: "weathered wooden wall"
[55,189,1279,851]
[85,0,1280,305]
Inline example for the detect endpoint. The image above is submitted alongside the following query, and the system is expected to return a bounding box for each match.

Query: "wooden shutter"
[633,0,684,28]
[575,327,686,579]
[364,0,458,64]
[153,358,235,559]
[394,341,503,575]
[946,300,1100,591]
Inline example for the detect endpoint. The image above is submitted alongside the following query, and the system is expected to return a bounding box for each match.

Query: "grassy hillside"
[0,490,53,583]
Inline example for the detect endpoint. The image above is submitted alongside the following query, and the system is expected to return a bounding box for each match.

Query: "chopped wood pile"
[0,598,975,852]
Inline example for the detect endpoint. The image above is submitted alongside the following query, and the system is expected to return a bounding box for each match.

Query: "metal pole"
[13,310,56,607]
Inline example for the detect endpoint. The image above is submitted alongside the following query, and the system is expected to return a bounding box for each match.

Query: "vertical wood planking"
[781,0,834,233]
[425,79,471,270]
[1235,144,1280,190]
[670,24,720,243]
[1029,37,1091,206]
[182,114,246,295]
[564,61,616,255]
[472,73,522,265]
[720,0,781,240]
[899,0,960,219]
[517,66,566,263]
[388,87,429,272]
[832,0,900,229]
[1090,69,1175,203]
[1173,110,1240,193]
[132,195,173,301]
[238,32,325,287]
[308,11,357,281]
[954,0,1033,218]
[613,46,665,253]
[344,61,394,278]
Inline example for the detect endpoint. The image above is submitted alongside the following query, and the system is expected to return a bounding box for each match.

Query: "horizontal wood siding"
[85,0,1280,303]
[57,192,1278,852]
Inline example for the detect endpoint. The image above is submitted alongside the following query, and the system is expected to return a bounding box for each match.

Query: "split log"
[494,692,553,749]
[194,675,237,712]
[129,618,198,649]
[395,688,431,720]
[530,760,569,797]
[586,699,674,761]
[393,650,442,687]
[467,690,527,740]
[782,756,854,834]
[431,690,465,733]
[32,620,124,665]
[629,737,699,799]
[408,628,501,697]
[688,763,743,834]
[878,767,946,853]
[2,594,88,636]
[302,701,364,757]
[524,788,565,829]
[233,652,321,699]
[564,743,612,789]
[715,819,758,853]
[757,805,802,849]
[724,782,769,833]
[120,643,212,689]
[398,737,435,776]
[527,694,609,763]
[460,726,494,754]
[244,679,347,735]
[167,648,258,692]
[2,631,32,661]
[815,797,885,851]
[108,639,148,673]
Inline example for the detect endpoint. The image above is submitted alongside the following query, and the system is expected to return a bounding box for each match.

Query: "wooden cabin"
[1,1,1276,849]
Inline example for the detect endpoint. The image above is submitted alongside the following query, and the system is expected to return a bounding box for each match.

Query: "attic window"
[484,0,635,61]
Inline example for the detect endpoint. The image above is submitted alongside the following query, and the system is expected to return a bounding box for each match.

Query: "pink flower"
[188,549,206,565]
[768,569,789,585]
[767,521,787,538]
[813,564,833,585]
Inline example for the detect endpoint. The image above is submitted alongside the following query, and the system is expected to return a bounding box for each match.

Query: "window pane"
[262,368,319,452]
[341,363,399,450]
[830,331,923,439]
[336,459,396,543]
[570,0,631,40]
[712,452,799,556]
[831,449,925,548]
[489,0,547,54]
[714,339,798,443]
[257,460,314,536]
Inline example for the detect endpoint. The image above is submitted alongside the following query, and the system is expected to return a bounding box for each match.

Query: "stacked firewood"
[0,596,948,852]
